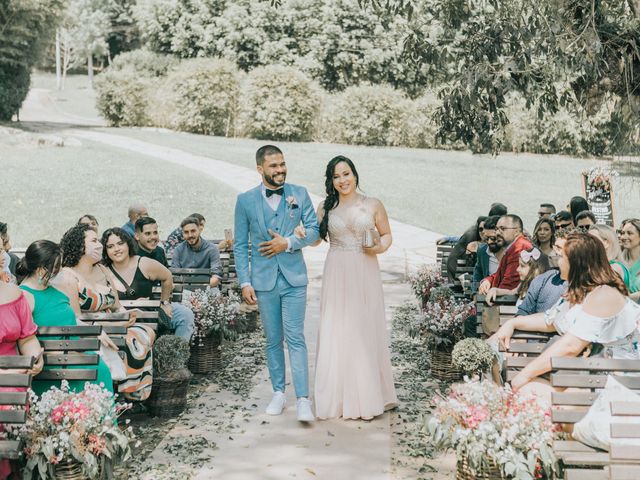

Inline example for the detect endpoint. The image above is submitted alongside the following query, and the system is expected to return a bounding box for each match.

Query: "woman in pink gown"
[313,156,398,420]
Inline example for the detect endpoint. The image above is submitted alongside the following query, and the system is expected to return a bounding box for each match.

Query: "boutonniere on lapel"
[286,196,299,218]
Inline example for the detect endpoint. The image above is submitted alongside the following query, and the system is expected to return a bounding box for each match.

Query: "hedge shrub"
[239,65,321,141]
[159,58,241,136]
[110,49,177,77]
[319,84,410,146]
[0,64,31,121]
[95,68,152,127]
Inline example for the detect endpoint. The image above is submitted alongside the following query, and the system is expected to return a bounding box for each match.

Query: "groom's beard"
[264,172,286,188]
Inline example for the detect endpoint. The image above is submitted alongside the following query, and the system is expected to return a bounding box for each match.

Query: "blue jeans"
[256,273,308,398]
[170,302,194,340]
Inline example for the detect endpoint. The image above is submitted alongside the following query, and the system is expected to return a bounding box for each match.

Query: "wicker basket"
[430,348,462,382]
[456,455,507,480]
[53,461,87,480]
[146,368,192,417]
[188,336,223,374]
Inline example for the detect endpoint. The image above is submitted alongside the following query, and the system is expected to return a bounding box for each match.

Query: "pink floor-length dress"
[314,196,398,420]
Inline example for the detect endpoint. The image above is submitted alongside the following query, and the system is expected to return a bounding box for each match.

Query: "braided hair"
[319,156,360,240]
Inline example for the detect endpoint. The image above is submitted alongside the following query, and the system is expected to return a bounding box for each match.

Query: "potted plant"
[15,381,134,480]
[428,379,557,480]
[185,289,247,374]
[409,264,446,308]
[146,335,192,418]
[416,297,473,381]
[451,338,496,379]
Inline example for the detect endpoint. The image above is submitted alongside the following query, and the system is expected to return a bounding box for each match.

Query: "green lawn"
[101,128,640,235]
[1,139,236,247]
[15,72,640,239]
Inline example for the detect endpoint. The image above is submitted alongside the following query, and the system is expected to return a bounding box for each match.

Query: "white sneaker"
[296,397,315,422]
[266,391,286,415]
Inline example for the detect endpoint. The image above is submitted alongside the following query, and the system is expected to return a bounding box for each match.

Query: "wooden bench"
[548,357,640,478]
[436,243,473,299]
[563,401,640,480]
[151,284,184,303]
[81,308,158,339]
[475,294,519,336]
[0,355,33,460]
[35,325,102,384]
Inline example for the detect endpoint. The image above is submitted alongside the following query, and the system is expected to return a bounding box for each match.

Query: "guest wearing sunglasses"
[537,203,556,219]
[554,210,574,230]
[471,216,504,294]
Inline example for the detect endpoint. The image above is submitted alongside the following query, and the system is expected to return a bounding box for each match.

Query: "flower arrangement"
[12,381,134,479]
[415,297,474,350]
[582,166,617,192]
[428,379,557,480]
[452,338,496,377]
[153,335,191,378]
[185,289,247,344]
[410,264,446,307]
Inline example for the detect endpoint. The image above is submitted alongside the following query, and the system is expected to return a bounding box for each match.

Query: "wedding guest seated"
[0,240,13,284]
[447,213,492,281]
[0,222,19,277]
[575,210,596,229]
[0,276,44,480]
[127,221,195,340]
[165,213,205,258]
[58,224,155,402]
[135,217,168,266]
[77,214,99,232]
[516,230,573,316]
[495,233,639,402]
[512,247,550,308]
[554,210,573,230]
[471,215,504,293]
[171,216,222,288]
[17,240,113,395]
[537,203,556,219]
[569,195,590,226]
[478,214,533,304]
[588,224,628,286]
[619,218,640,302]
[122,203,148,237]
[532,217,559,267]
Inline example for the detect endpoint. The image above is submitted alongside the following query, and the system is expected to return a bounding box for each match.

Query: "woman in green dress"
[16,240,113,396]
[620,218,640,302]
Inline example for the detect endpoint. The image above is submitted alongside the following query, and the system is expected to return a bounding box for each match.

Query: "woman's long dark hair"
[16,240,62,285]
[319,156,360,240]
[569,196,590,225]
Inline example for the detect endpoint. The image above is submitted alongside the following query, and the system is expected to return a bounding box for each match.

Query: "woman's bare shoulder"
[582,285,626,317]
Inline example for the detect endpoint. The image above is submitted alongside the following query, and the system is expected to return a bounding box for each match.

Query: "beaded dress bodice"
[328,196,375,252]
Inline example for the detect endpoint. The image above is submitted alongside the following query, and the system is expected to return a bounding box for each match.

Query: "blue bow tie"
[266,188,284,198]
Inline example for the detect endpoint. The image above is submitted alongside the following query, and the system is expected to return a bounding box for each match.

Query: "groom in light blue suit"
[234,145,320,421]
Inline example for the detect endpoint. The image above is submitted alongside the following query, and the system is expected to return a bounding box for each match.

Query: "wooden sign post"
[582,170,616,227]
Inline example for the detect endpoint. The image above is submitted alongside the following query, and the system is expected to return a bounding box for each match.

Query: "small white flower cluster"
[428,379,557,480]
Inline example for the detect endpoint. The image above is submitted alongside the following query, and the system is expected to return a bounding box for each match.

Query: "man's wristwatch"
[161,300,171,306]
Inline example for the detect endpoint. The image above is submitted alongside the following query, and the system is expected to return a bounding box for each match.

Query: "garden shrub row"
[95,50,627,155]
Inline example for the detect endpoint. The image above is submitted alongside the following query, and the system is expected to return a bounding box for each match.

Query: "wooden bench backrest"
[550,358,640,425]
[609,401,640,479]
[0,355,33,460]
[35,326,101,383]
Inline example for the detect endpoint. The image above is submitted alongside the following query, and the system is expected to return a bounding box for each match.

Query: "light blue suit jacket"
[233,183,320,292]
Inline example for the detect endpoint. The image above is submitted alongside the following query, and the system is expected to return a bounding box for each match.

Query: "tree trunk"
[87,54,94,86]
[55,29,61,91]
